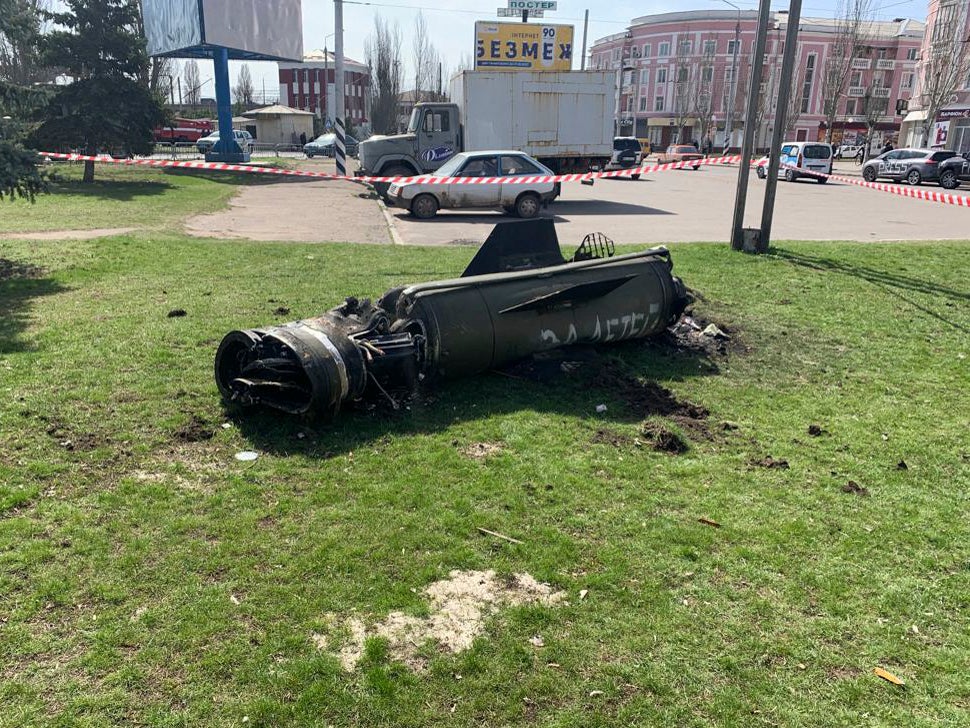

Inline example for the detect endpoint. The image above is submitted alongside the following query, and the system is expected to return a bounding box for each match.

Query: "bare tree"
[365,15,403,134]
[233,63,255,105]
[0,0,52,85]
[412,11,440,102]
[819,0,873,142]
[183,59,202,105]
[671,35,695,143]
[784,69,805,138]
[689,36,720,149]
[915,7,970,147]
[860,85,888,159]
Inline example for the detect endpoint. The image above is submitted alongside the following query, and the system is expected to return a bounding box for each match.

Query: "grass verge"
[0,229,968,727]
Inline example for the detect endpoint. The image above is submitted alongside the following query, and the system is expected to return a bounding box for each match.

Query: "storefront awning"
[902,110,929,123]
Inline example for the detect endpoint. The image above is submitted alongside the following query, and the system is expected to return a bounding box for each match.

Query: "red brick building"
[277,49,370,129]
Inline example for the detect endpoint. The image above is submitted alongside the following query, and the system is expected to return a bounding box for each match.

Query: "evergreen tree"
[31,0,165,182]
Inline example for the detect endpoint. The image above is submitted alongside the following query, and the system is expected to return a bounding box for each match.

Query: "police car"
[861,148,960,186]
[939,152,970,189]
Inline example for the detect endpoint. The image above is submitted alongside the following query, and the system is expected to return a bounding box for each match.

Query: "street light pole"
[334,0,347,176]
[721,0,742,155]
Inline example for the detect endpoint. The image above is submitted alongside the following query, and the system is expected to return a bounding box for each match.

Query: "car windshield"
[406,108,421,134]
[803,145,831,159]
[931,151,957,162]
[614,138,640,151]
[312,134,335,144]
[433,153,469,177]
[674,146,696,153]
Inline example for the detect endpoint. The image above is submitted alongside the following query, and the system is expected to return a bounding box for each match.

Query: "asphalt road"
[387,161,970,247]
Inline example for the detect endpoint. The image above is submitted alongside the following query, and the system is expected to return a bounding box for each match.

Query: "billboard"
[141,0,303,61]
[474,22,573,71]
[932,120,950,147]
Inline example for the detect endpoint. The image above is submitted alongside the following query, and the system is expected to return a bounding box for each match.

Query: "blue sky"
[189,0,929,100]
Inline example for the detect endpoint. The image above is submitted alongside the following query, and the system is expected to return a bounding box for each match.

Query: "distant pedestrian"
[881,141,894,155]
[702,137,713,157]
[855,145,864,164]
[300,132,307,147]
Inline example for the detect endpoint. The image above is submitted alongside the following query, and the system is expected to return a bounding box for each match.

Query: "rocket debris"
[215,220,689,417]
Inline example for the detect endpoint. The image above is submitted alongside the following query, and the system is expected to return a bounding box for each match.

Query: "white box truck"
[356,70,616,184]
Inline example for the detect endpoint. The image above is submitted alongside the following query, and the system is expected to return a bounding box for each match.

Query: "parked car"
[770,141,833,182]
[604,137,644,179]
[386,150,559,219]
[196,129,253,154]
[834,143,863,160]
[938,152,970,189]
[862,148,960,185]
[658,144,704,169]
[304,133,359,158]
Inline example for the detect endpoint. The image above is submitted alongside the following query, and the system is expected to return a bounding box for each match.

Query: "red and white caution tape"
[760,159,970,208]
[40,151,740,185]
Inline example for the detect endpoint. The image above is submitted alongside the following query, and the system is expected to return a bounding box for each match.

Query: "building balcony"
[848,86,866,97]
[875,59,896,70]
[851,58,872,70]
[873,87,891,98]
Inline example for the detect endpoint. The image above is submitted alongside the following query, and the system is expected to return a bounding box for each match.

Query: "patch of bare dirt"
[0,228,136,241]
[43,420,107,452]
[174,414,215,443]
[312,569,566,672]
[752,455,790,470]
[841,480,870,497]
[458,442,503,460]
[590,428,633,447]
[639,421,690,454]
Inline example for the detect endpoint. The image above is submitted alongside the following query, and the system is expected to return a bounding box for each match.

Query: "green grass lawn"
[1,178,969,726]
[1,163,291,234]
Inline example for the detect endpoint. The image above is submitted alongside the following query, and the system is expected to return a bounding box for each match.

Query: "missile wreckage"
[215,220,690,417]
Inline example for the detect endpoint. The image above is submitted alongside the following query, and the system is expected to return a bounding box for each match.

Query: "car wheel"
[693,165,700,171]
[306,152,314,159]
[756,166,766,179]
[906,169,922,186]
[816,176,827,184]
[630,174,641,181]
[514,192,541,219]
[410,194,439,219]
[863,166,877,182]
[784,168,797,182]
[939,169,959,190]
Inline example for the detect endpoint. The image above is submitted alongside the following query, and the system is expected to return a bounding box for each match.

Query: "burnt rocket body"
[215,220,689,416]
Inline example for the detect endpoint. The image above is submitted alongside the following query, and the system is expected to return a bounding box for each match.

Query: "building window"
[933,2,958,43]
[678,39,692,55]
[850,70,862,87]
[877,48,887,59]
[702,65,713,83]
[623,70,632,86]
[654,95,665,111]
[659,41,670,56]
[902,72,914,89]
[640,96,647,111]
[846,99,857,115]
[704,39,716,56]
[724,67,735,83]
[800,54,816,114]
[677,66,688,83]
[613,48,620,62]
[727,40,740,55]
[642,43,651,58]
[657,68,667,84]
[906,48,918,61]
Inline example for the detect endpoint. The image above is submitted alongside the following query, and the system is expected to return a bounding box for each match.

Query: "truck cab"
[358,103,462,178]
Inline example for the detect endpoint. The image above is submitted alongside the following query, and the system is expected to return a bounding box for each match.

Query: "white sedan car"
[387,151,560,219]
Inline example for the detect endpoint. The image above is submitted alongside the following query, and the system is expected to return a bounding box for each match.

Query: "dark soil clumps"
[752,455,790,470]
[175,414,215,442]
[639,421,689,454]
[841,480,870,497]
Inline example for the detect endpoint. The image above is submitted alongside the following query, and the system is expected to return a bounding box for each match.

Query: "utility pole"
[334,0,346,176]
[581,9,589,70]
[177,76,183,106]
[721,0,741,154]
[758,0,802,252]
[728,0,771,251]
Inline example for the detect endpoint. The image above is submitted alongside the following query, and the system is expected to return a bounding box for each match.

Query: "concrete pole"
[729,0,772,251]
[334,0,347,176]
[723,2,741,154]
[581,10,589,71]
[758,0,802,253]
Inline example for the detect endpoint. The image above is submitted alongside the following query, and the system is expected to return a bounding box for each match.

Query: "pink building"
[278,50,371,129]
[901,0,970,151]
[590,10,924,151]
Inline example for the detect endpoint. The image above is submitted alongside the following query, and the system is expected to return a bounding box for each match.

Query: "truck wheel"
[375,165,413,201]
[515,193,541,219]
[939,169,959,190]
[410,193,439,219]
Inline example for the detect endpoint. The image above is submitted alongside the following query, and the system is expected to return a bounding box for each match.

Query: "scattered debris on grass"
[639,421,689,454]
[234,451,259,462]
[273,306,290,316]
[808,424,826,436]
[873,667,906,688]
[702,323,730,340]
[721,421,740,431]
[752,455,790,470]
[579,589,588,600]
[590,428,632,447]
[588,690,604,698]
[459,442,503,460]
[312,570,565,672]
[896,460,908,471]
[174,414,214,442]
[167,309,187,318]
[841,480,869,497]
[529,635,544,648]
[698,517,722,528]
[477,527,523,545]
[44,421,104,452]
